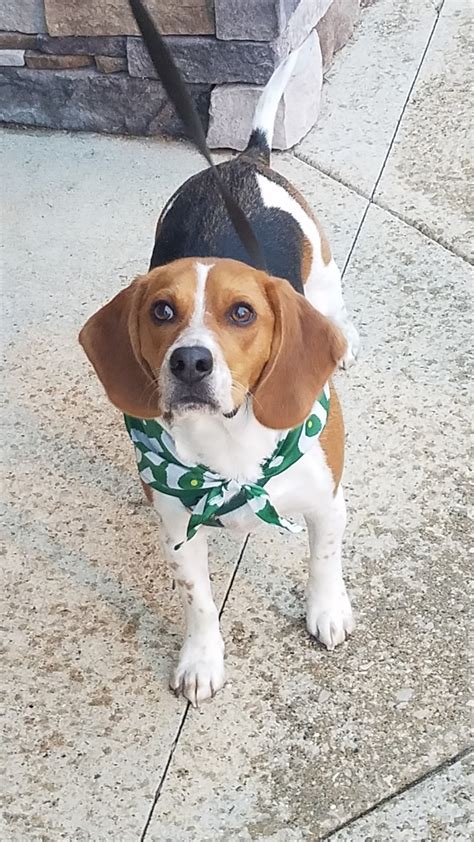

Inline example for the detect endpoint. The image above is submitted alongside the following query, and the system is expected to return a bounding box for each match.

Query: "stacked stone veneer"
[0,0,360,149]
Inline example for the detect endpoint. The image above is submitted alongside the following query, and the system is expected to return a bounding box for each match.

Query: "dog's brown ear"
[79,281,159,418]
[253,277,346,429]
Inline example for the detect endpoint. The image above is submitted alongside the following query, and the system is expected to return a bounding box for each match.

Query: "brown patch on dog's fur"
[79,260,201,417]
[203,261,275,408]
[320,382,344,490]
[252,281,346,429]
[140,479,153,504]
[301,235,313,283]
[315,220,332,268]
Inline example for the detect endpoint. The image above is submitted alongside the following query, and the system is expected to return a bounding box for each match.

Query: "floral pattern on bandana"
[124,383,330,548]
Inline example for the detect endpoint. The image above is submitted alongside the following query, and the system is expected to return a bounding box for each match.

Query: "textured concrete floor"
[1,0,472,839]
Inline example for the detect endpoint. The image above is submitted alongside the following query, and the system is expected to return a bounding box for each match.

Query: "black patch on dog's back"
[150,160,305,293]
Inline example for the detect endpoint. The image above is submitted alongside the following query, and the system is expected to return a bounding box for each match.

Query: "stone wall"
[0,0,360,149]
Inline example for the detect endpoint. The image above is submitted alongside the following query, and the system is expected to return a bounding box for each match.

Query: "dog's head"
[79,258,345,429]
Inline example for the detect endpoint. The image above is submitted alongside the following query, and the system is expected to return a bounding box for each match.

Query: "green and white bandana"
[124,383,330,548]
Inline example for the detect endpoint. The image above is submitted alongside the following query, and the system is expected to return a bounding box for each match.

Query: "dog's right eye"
[151,300,175,323]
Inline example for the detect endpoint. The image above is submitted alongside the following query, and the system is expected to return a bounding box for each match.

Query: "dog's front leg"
[153,494,225,706]
[304,484,354,649]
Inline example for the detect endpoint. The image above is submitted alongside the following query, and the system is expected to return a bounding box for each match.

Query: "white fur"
[252,47,301,150]
[256,172,360,367]
[168,405,279,485]
[305,484,354,648]
[189,261,210,328]
[161,518,225,707]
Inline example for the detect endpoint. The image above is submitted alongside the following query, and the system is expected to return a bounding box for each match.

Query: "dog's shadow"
[4,397,179,686]
[8,507,177,674]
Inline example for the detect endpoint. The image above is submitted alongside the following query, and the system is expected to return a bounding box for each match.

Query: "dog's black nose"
[170,346,213,384]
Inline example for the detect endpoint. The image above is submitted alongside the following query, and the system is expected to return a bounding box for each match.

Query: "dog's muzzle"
[167,345,217,412]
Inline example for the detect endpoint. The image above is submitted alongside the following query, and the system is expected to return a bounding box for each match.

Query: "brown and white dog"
[80,52,359,706]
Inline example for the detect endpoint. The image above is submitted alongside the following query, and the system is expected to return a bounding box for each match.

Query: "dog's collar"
[124,384,330,548]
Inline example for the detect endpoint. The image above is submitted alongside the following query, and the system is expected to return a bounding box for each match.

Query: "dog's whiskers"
[140,375,161,406]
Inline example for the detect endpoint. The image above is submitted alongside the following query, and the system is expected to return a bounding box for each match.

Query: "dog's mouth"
[168,393,219,415]
[223,405,240,419]
[163,379,245,420]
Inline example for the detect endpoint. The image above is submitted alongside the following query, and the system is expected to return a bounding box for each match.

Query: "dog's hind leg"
[304,258,360,369]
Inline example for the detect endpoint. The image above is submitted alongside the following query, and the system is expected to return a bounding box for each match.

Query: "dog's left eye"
[228,303,256,326]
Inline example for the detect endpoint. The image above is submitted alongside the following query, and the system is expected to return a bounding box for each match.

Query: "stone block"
[0,0,46,34]
[36,34,126,56]
[25,52,93,69]
[95,55,127,74]
[0,49,25,66]
[207,30,322,150]
[127,35,279,85]
[44,0,215,37]
[0,68,211,136]
[0,32,37,50]
[216,0,331,42]
[317,0,360,68]
[215,0,305,41]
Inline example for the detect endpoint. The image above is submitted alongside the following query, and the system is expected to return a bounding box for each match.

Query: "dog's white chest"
[169,409,280,485]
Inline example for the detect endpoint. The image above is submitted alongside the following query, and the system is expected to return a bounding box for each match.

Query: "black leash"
[128,0,267,273]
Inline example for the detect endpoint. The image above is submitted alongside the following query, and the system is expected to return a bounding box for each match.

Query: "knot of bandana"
[124,384,330,548]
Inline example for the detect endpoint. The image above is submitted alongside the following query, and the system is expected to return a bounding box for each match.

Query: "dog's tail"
[242,48,301,165]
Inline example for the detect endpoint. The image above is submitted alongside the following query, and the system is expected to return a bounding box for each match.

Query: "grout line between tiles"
[341,199,371,278]
[293,152,371,201]
[369,0,445,200]
[140,534,250,841]
[343,0,445,275]
[295,147,472,265]
[298,0,445,207]
[370,197,474,265]
[321,746,473,839]
[294,158,473,268]
[340,189,473,275]
[297,1,457,277]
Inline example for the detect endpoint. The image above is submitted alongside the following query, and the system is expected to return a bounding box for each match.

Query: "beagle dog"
[79,52,359,707]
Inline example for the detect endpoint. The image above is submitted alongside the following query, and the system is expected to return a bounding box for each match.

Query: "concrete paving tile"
[1,531,241,841]
[1,130,219,338]
[1,130,244,840]
[295,0,438,196]
[332,752,473,841]
[145,205,471,840]
[375,0,473,261]
[273,153,368,266]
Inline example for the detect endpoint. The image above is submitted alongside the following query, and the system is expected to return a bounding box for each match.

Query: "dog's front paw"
[306,586,354,650]
[338,318,360,370]
[170,635,225,707]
